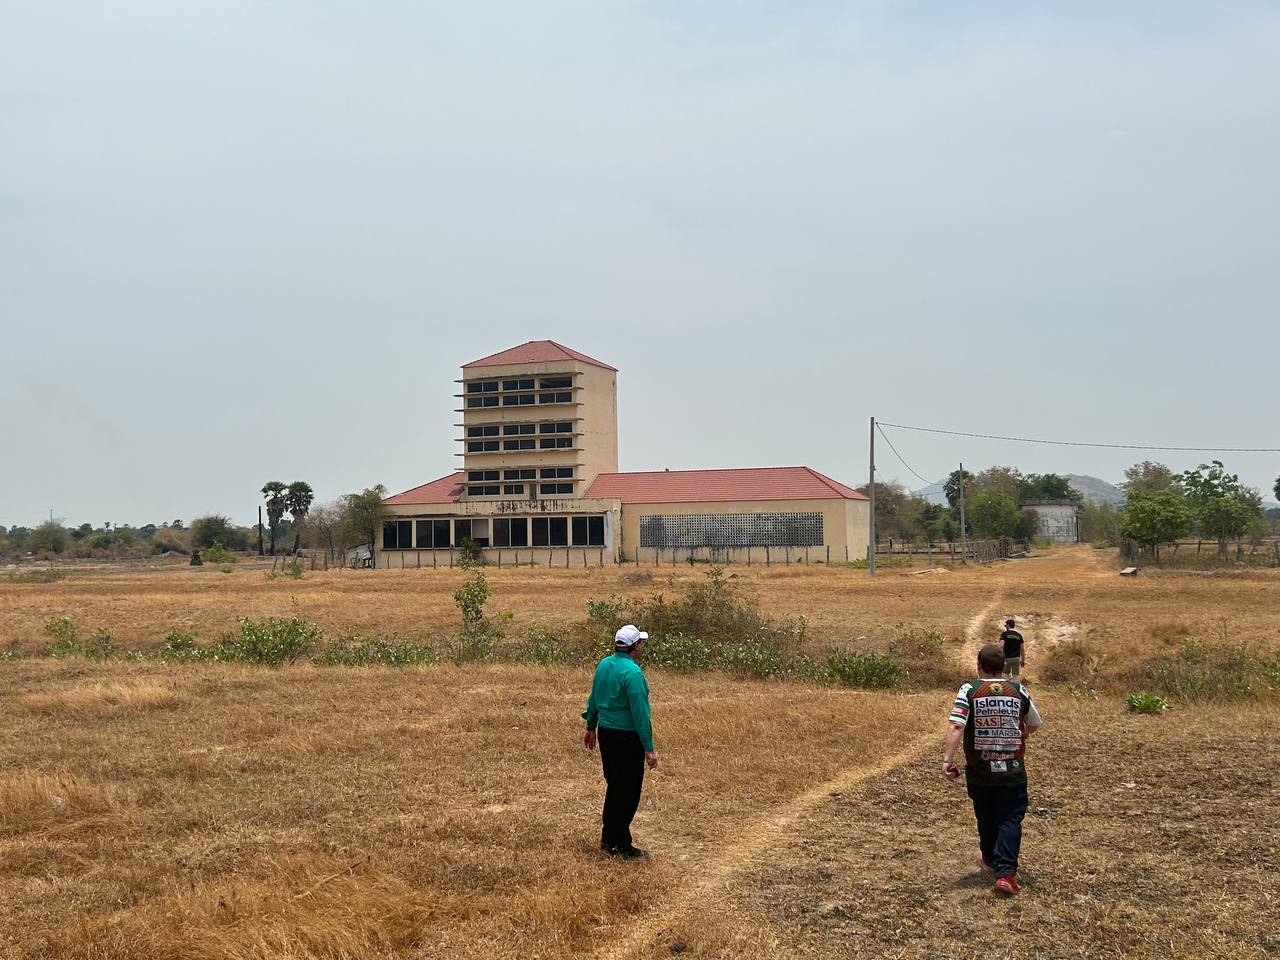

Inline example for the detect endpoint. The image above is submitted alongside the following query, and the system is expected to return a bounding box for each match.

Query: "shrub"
[213,617,320,666]
[644,632,713,671]
[45,625,117,662]
[458,537,485,568]
[202,541,238,565]
[313,633,437,667]
[157,629,206,662]
[1125,692,1170,714]
[715,639,786,679]
[826,651,904,689]
[190,516,250,551]
[518,628,575,665]
[264,561,304,581]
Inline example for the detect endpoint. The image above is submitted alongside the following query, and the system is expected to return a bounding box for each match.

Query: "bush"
[7,569,66,584]
[313,633,438,667]
[826,651,905,689]
[212,616,321,666]
[1125,692,1170,714]
[264,561,304,581]
[518,628,575,665]
[644,632,713,671]
[43,619,117,661]
[202,541,238,565]
[715,639,786,679]
[190,516,250,551]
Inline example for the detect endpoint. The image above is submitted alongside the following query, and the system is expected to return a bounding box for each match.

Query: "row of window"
[465,376,573,394]
[382,515,606,550]
[466,437,574,452]
[466,421,574,439]
[466,482,574,497]
[470,468,571,482]
[466,392,574,409]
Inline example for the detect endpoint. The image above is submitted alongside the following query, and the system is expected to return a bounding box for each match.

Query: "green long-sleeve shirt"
[582,651,654,751]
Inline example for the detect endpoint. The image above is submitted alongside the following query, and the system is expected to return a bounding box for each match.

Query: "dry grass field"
[1,546,1278,958]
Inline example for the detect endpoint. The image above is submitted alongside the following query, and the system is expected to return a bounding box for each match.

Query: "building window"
[467,425,499,438]
[503,393,536,406]
[493,517,529,548]
[538,391,572,404]
[382,520,413,549]
[638,512,824,548]
[466,396,499,408]
[502,378,535,391]
[540,467,573,479]
[540,482,573,495]
[466,381,498,394]
[539,437,573,449]
[503,484,525,496]
[468,470,499,482]
[468,485,499,496]
[433,519,451,548]
[572,515,606,546]
[415,519,435,548]
[539,377,572,389]
[532,516,569,547]
[504,468,536,480]
[538,421,573,434]
[468,440,499,452]
[503,423,535,436]
[504,438,537,451]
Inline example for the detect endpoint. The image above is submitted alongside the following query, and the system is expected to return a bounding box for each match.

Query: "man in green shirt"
[583,624,658,859]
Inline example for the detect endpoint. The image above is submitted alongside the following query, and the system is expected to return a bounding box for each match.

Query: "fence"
[1119,538,1280,569]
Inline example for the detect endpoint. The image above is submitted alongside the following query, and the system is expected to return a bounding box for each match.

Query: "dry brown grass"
[1,547,1278,958]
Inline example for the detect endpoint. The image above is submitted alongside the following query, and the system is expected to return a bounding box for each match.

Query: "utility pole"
[958,461,968,561]
[868,417,876,576]
[49,509,54,574]
[258,506,265,556]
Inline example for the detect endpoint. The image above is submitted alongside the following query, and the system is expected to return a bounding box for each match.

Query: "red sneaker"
[994,874,1022,896]
[977,858,996,878]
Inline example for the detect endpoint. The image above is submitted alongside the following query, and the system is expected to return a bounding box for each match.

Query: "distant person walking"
[583,624,658,860]
[1000,618,1025,679]
[943,644,1042,896]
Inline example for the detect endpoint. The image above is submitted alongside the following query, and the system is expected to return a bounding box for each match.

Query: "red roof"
[384,471,465,505]
[585,466,868,504]
[464,340,617,371]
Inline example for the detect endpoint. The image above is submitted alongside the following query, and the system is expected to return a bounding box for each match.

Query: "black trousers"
[598,727,646,851]
[967,782,1029,878]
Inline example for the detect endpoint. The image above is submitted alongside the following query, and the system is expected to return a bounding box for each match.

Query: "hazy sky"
[4,1,1279,527]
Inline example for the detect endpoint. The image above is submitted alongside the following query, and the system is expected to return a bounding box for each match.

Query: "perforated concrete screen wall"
[638,512,824,548]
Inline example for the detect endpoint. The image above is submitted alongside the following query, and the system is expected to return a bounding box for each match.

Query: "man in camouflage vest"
[943,643,1043,896]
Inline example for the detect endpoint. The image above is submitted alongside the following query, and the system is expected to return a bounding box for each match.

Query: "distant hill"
[910,473,1125,506]
[1064,475,1125,506]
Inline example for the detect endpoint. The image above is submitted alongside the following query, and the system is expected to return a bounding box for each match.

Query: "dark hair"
[977,644,1006,674]
[1004,619,1016,628]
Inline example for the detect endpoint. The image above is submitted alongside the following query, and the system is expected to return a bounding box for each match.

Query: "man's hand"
[583,729,596,751]
[943,761,961,782]
[645,751,658,769]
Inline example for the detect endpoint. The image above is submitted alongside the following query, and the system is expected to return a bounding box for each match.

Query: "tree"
[971,466,1022,501]
[339,485,388,563]
[1019,473,1079,501]
[28,520,70,555]
[304,501,344,563]
[261,481,287,555]
[191,515,250,551]
[1118,491,1190,561]
[943,469,973,509]
[1122,461,1179,496]
[1080,501,1120,546]
[969,491,1020,539]
[898,496,952,544]
[1274,474,1280,503]
[856,480,908,541]
[286,481,315,554]
[1180,461,1258,556]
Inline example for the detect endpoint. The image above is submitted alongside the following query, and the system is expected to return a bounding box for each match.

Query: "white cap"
[614,624,649,648]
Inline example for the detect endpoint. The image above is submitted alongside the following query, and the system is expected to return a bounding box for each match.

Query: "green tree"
[1122,461,1180,496]
[972,466,1022,501]
[261,481,287,555]
[1274,474,1280,502]
[1118,491,1190,561]
[286,481,315,554]
[28,520,70,555]
[943,469,973,509]
[968,491,1020,539]
[1180,461,1258,556]
[1080,501,1120,546]
[856,480,908,541]
[339,485,388,561]
[1019,473,1079,501]
[191,515,249,551]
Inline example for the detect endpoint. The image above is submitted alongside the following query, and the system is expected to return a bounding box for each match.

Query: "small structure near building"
[1022,499,1081,543]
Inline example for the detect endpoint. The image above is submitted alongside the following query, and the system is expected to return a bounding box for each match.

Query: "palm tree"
[286,481,315,554]
[261,481,287,555]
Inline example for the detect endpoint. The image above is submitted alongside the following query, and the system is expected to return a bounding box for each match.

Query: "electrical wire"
[874,422,934,486]
[876,422,1280,454]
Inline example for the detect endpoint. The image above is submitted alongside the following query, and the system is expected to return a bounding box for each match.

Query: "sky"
[3,1,1279,528]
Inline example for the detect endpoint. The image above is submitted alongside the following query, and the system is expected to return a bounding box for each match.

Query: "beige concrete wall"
[616,497,869,563]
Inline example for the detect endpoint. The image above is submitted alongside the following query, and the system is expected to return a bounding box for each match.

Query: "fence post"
[766,545,771,565]
[826,545,830,564]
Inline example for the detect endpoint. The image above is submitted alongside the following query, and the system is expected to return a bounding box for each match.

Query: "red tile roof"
[585,466,868,504]
[384,471,465,505]
[463,340,617,371]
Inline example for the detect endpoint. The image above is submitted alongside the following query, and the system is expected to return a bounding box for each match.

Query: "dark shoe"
[619,846,649,860]
[601,844,622,856]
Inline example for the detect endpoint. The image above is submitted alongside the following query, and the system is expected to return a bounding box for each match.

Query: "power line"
[875,422,934,486]
[877,421,1280,454]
